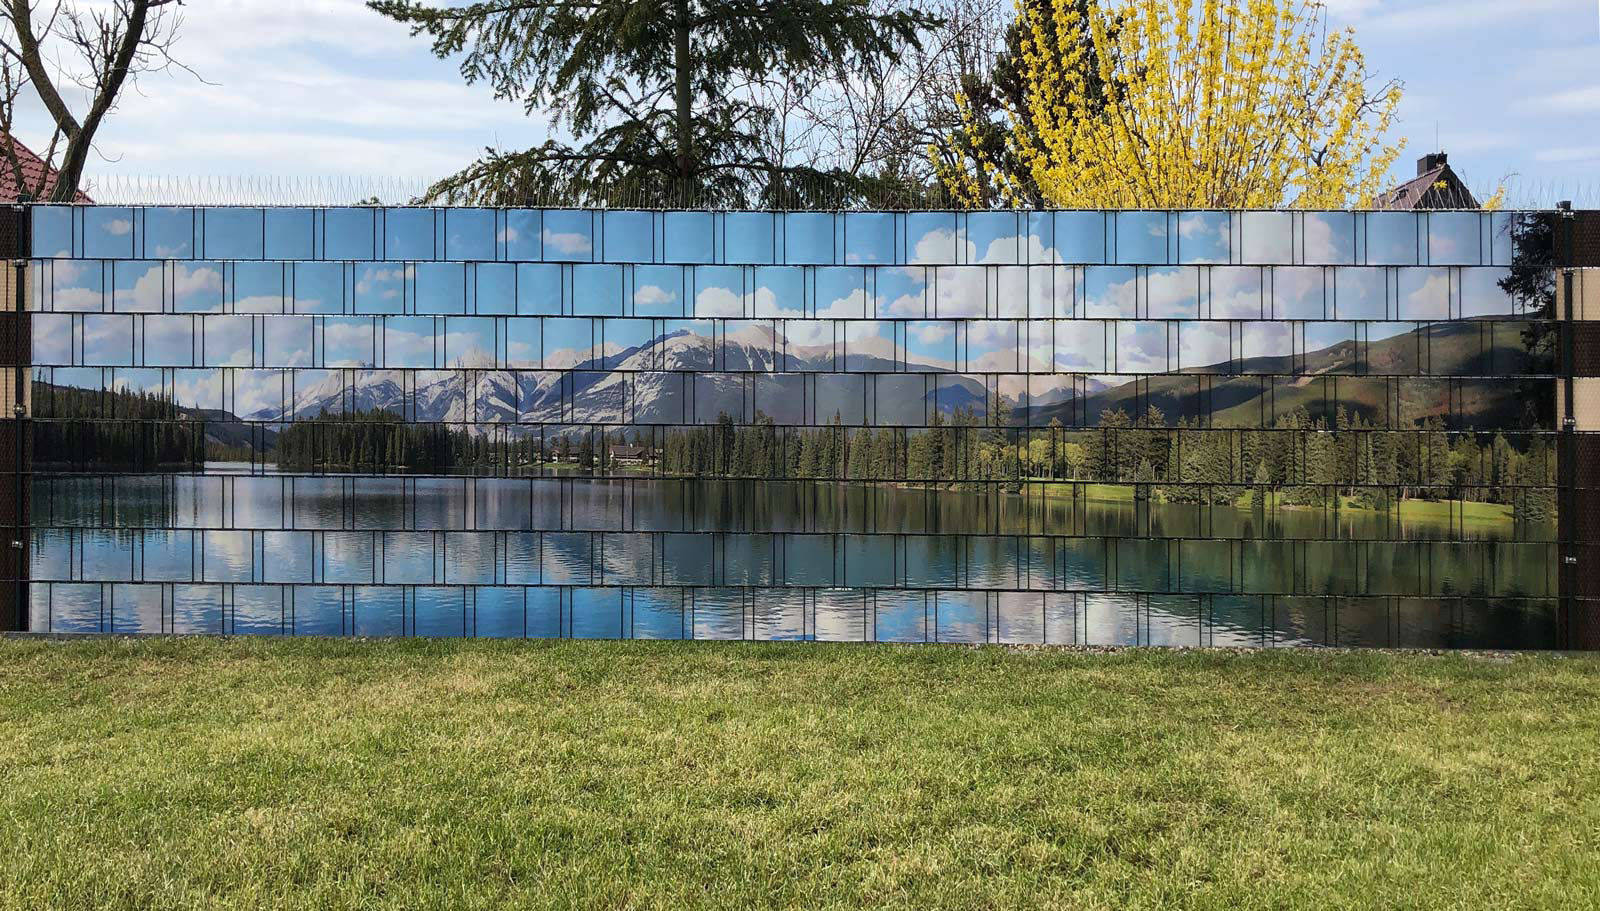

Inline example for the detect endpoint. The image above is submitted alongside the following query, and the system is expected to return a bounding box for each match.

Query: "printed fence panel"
[2,206,1579,647]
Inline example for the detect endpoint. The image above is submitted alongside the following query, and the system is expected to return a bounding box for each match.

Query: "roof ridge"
[0,132,93,203]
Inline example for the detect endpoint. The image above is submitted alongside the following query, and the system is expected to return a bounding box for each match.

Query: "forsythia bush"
[938,0,1405,208]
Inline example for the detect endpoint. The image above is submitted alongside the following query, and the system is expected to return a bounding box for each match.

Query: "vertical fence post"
[1558,203,1600,650]
[1558,204,1575,648]
[0,205,28,632]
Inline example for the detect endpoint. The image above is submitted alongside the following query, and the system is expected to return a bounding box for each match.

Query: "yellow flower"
[935,0,1404,209]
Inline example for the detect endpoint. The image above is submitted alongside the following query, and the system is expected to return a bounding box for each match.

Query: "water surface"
[27,466,1558,648]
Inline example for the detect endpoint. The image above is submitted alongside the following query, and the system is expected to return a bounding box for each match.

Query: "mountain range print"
[238,319,1547,432]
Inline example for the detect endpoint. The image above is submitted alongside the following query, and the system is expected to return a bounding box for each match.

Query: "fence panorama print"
[9,207,1562,646]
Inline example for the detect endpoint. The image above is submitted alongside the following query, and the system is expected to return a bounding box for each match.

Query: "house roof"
[0,134,92,203]
[1370,153,1478,210]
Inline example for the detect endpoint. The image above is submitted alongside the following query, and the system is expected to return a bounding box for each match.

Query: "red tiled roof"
[0,134,92,203]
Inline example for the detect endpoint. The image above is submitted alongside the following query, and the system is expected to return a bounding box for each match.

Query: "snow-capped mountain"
[248,326,1083,427]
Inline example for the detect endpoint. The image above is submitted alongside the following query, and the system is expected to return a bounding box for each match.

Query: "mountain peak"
[448,349,498,369]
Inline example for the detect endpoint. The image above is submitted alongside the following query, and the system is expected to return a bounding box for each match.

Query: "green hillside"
[31,382,275,467]
[1028,321,1552,431]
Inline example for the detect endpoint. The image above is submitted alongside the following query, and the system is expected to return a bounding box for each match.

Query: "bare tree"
[758,0,1007,205]
[1,0,186,202]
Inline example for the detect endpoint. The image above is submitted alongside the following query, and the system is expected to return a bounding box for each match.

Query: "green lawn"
[1026,481,1137,502]
[1078,481,1137,503]
[1037,483,1523,523]
[1394,496,1517,524]
[2,638,1597,910]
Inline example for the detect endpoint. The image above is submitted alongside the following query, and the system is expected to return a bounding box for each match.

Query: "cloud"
[1340,0,1568,30]
[356,266,407,300]
[322,321,376,367]
[1116,322,1173,374]
[1052,321,1106,372]
[1018,234,1063,266]
[1272,267,1324,318]
[966,321,1016,350]
[1177,322,1231,370]
[1211,269,1263,319]
[694,286,745,318]
[786,320,836,348]
[143,318,194,365]
[82,315,133,364]
[908,227,1065,269]
[633,284,678,309]
[236,295,286,314]
[1334,268,1385,319]
[1303,214,1348,265]
[229,369,287,420]
[933,266,987,317]
[1319,0,1383,16]
[1176,216,1211,239]
[1241,322,1292,363]
[5,0,550,184]
[542,229,592,256]
[48,259,101,310]
[1084,272,1136,318]
[1175,213,1229,263]
[52,287,103,311]
[104,219,132,236]
[178,264,223,299]
[908,228,958,265]
[1536,85,1600,115]
[817,289,874,319]
[112,263,222,312]
[1147,268,1199,318]
[839,321,887,353]
[1534,145,1600,164]
[749,285,798,318]
[903,229,1067,320]
[381,324,436,368]
[51,261,85,284]
[170,369,222,410]
[695,285,784,318]
[441,331,497,367]
[202,316,255,366]
[914,324,952,345]
[1402,272,1450,319]
[884,293,924,317]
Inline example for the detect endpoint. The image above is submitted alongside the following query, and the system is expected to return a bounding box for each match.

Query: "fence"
[4,204,1598,648]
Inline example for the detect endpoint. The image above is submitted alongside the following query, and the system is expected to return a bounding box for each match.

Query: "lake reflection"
[27,467,1559,648]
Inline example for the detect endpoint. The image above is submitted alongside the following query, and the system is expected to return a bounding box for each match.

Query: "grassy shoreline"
[1038,481,1526,524]
[84,466,1536,528]
[2,638,1596,909]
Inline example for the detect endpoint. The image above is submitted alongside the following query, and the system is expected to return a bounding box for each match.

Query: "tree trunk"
[673,0,693,194]
[50,0,151,202]
[7,0,154,202]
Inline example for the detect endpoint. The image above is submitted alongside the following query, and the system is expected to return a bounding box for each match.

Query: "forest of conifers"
[30,383,261,467]
[32,383,213,468]
[265,404,1556,521]
[32,383,1556,522]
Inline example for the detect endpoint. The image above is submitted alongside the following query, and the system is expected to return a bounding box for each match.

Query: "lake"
[25,464,1560,648]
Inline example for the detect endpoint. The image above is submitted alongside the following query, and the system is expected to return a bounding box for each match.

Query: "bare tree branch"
[756,0,1005,200]
[2,0,189,201]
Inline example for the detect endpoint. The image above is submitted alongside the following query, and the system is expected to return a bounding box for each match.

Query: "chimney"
[1418,152,1447,176]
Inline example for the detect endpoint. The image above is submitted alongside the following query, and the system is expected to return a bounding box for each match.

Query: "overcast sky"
[10,0,1600,203]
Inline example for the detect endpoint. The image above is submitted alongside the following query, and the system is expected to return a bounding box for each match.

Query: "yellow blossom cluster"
[939,0,1405,209]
